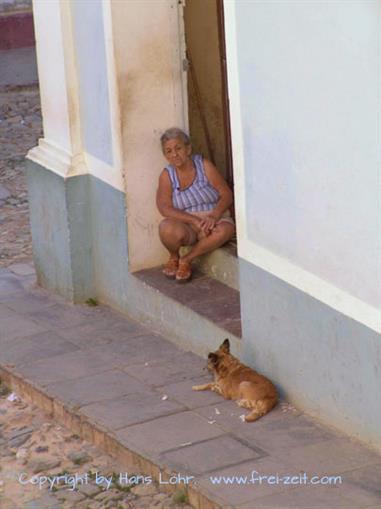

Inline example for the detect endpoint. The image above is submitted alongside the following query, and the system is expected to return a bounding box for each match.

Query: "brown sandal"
[162,256,179,279]
[176,260,192,283]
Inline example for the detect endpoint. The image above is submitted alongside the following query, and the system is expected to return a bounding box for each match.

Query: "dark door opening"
[184,0,234,192]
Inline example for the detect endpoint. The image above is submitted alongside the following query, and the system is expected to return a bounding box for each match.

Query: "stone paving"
[0,265,381,509]
[0,376,193,509]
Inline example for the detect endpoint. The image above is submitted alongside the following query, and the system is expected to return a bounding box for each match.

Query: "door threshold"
[133,266,242,338]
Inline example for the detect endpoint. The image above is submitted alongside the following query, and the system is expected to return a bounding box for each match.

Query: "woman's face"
[163,137,191,168]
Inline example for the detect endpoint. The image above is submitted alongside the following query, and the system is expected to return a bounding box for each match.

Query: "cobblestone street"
[0,380,192,509]
[0,84,40,267]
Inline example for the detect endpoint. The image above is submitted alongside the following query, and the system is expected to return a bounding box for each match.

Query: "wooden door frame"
[217,0,234,191]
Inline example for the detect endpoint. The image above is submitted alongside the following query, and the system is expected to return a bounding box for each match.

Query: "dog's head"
[207,339,232,375]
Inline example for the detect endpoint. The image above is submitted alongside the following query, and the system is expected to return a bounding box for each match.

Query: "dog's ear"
[208,352,219,365]
[220,338,230,353]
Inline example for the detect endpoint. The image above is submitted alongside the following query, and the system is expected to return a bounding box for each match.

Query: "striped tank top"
[165,155,220,212]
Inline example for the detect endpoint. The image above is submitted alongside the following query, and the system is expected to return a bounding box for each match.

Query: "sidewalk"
[0,264,381,509]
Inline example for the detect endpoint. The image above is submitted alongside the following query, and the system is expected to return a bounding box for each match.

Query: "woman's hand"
[200,214,218,235]
[190,216,210,237]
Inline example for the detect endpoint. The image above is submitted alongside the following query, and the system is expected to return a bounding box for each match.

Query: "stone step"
[181,241,239,291]
[131,266,242,359]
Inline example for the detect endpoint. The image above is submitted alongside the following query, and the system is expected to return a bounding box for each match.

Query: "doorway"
[183,0,233,190]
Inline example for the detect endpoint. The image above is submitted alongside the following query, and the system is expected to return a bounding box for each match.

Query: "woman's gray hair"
[160,127,190,150]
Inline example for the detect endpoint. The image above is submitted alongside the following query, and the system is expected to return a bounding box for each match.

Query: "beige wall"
[110,0,187,272]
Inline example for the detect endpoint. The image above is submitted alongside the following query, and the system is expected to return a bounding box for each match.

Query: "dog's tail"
[245,397,278,422]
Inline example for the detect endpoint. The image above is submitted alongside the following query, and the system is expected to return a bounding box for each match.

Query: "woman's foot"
[162,255,179,279]
[176,259,192,283]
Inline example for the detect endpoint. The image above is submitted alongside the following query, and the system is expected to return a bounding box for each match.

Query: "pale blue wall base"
[26,161,128,303]
[239,258,381,450]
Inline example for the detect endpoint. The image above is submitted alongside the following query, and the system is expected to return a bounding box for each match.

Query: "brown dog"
[192,339,278,422]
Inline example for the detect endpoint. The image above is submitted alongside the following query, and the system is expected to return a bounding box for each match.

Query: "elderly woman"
[156,127,235,282]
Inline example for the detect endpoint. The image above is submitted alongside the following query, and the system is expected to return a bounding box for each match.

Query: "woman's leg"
[180,222,235,263]
[159,218,197,257]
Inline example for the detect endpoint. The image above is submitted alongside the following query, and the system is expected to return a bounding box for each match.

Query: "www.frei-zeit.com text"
[18,471,343,491]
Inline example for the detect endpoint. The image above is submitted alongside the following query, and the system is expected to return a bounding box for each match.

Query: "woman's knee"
[213,223,235,241]
[159,218,188,242]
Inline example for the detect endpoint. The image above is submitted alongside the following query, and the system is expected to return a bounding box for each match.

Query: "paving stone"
[238,484,365,509]
[116,411,225,459]
[8,425,35,440]
[194,399,303,442]
[0,330,79,365]
[0,274,27,295]
[46,369,147,407]
[0,185,11,200]
[29,457,61,473]
[197,456,298,506]
[0,498,21,509]
[157,377,224,409]
[34,445,49,453]
[23,500,41,509]
[334,462,381,507]
[1,289,56,313]
[0,304,48,341]
[131,483,158,496]
[24,304,92,330]
[162,435,265,475]
[67,450,92,465]
[81,390,185,430]
[15,349,120,385]
[123,351,205,387]
[74,499,103,509]
[77,482,102,497]
[56,314,150,347]
[9,431,32,448]
[7,262,35,276]
[56,488,86,503]
[278,438,381,476]
[92,333,181,367]
[218,410,340,454]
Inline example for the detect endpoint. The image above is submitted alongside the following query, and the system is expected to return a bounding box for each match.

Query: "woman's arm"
[199,159,233,232]
[156,170,202,229]
[203,159,233,220]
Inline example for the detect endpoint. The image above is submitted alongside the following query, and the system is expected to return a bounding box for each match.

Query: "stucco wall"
[228,1,380,312]
[110,0,186,271]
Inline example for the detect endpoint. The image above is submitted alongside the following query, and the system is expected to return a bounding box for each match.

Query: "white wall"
[72,0,113,166]
[227,1,380,316]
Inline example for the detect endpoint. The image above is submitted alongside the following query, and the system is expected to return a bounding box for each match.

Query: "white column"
[28,0,85,177]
